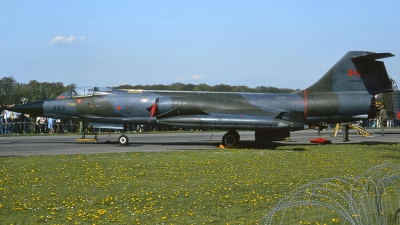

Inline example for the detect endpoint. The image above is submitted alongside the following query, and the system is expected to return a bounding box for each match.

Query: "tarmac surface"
[0,128,399,156]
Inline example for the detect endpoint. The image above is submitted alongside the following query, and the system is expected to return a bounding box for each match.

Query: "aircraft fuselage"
[40,89,373,130]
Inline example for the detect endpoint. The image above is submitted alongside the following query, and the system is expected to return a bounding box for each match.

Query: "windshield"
[56,87,112,99]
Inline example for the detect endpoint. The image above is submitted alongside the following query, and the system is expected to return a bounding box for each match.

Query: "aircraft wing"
[150,94,306,130]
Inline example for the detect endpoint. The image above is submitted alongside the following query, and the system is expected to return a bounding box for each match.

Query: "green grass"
[1,144,400,224]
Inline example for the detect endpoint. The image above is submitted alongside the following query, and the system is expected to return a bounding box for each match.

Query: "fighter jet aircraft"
[7,51,394,145]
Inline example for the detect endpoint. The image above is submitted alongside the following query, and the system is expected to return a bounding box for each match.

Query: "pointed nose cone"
[10,100,44,117]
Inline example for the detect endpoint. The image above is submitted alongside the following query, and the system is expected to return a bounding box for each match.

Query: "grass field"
[1,143,400,224]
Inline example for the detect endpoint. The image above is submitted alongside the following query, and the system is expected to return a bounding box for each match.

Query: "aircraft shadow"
[99,134,399,151]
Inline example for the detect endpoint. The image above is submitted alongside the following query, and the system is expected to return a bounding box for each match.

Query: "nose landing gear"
[118,134,129,145]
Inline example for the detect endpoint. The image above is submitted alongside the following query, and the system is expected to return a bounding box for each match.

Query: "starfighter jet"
[7,51,395,145]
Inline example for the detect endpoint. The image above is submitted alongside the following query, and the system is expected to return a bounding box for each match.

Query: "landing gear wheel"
[229,130,240,140]
[118,134,129,145]
[222,130,240,146]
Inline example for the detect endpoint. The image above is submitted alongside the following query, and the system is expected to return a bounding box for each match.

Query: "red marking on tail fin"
[348,69,361,77]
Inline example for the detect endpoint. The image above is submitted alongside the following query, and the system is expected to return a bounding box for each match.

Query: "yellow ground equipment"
[330,123,372,137]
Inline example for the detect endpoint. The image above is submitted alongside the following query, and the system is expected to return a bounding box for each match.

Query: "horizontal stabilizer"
[352,52,394,94]
[354,52,394,60]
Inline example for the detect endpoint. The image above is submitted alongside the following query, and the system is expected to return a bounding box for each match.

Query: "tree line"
[0,77,76,105]
[117,83,298,93]
[0,76,299,105]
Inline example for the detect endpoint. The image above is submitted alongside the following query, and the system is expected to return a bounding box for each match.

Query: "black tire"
[222,133,238,146]
[229,130,240,141]
[118,135,129,145]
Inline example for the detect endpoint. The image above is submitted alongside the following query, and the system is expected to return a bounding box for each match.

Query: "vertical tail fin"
[305,51,394,94]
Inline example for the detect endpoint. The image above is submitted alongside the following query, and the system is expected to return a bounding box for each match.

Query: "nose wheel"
[118,134,129,145]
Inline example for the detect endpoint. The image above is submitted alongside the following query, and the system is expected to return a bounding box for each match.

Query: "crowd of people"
[0,103,163,134]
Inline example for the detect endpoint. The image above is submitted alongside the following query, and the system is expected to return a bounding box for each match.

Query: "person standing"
[4,106,11,134]
[48,118,54,134]
[29,115,35,133]
[341,122,350,142]
[0,103,4,134]
[379,105,388,135]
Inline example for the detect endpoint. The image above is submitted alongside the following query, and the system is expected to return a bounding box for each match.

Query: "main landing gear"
[222,130,240,146]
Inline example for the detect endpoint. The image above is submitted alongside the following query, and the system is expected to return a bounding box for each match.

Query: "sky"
[1,0,400,90]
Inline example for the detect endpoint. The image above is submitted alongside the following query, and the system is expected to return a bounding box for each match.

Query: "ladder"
[330,123,373,137]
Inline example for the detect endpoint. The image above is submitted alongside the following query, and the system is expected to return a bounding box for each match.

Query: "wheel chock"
[219,144,239,149]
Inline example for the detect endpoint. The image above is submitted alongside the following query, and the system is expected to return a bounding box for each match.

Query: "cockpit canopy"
[56,87,112,99]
